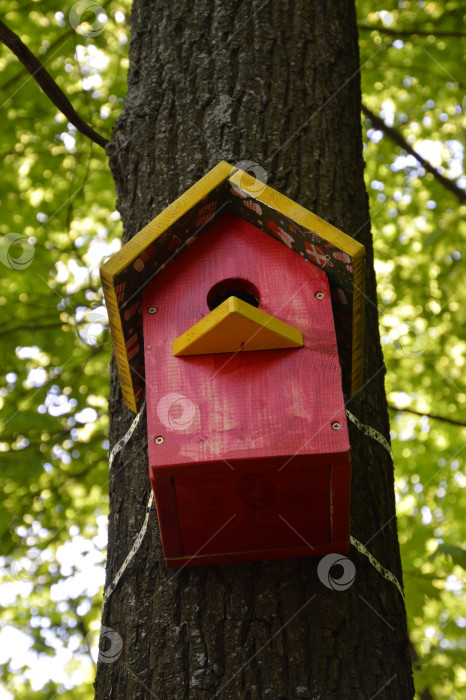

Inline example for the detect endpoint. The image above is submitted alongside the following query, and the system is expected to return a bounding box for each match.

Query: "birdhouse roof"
[100,161,365,412]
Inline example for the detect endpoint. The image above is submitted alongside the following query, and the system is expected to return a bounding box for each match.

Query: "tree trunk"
[95,1,414,698]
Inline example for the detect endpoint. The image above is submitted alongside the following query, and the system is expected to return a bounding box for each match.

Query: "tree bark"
[95,1,414,698]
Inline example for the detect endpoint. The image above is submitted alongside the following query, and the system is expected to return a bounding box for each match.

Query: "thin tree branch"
[388,405,466,428]
[0,19,109,149]
[362,103,466,203]
[1,23,75,93]
[1,0,114,92]
[358,23,466,39]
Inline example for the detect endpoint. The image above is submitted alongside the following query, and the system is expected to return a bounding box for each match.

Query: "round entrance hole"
[207,278,260,311]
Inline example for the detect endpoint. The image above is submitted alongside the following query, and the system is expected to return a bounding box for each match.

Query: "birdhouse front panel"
[142,210,351,567]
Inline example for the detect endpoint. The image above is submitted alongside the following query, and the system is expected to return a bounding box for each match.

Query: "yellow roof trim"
[229,171,364,263]
[101,160,235,280]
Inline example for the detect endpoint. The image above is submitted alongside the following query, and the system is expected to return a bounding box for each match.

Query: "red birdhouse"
[101,162,365,568]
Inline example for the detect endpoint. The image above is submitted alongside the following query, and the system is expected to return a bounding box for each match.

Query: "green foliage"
[0,0,130,696]
[0,0,464,698]
[359,2,466,698]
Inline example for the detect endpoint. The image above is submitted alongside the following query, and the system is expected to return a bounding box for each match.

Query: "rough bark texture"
[95,1,414,698]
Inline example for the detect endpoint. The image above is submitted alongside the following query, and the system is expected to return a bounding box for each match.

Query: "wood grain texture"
[101,160,233,277]
[170,463,330,558]
[144,211,349,471]
[100,161,234,412]
[152,459,351,566]
[230,170,365,259]
[229,168,366,396]
[143,212,350,566]
[173,295,303,356]
[100,270,138,412]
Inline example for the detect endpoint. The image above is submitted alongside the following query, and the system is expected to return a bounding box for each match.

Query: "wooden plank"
[101,161,235,278]
[172,464,330,558]
[228,169,366,396]
[150,477,184,558]
[100,270,138,412]
[350,251,365,395]
[173,295,303,356]
[100,161,235,412]
[164,540,350,568]
[229,170,364,261]
[143,211,350,473]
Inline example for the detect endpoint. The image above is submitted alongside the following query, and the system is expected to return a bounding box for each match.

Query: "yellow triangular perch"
[173,296,303,356]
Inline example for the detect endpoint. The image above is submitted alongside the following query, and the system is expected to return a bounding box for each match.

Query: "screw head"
[332,422,341,430]
[315,292,325,300]
[154,436,164,444]
[148,307,157,314]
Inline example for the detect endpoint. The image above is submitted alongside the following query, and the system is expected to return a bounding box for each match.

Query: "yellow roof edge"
[100,160,235,280]
[229,170,366,262]
[100,272,138,412]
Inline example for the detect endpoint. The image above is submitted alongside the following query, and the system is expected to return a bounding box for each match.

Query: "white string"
[346,409,393,458]
[104,491,154,602]
[346,411,404,596]
[108,400,146,471]
[350,535,404,599]
[104,402,154,603]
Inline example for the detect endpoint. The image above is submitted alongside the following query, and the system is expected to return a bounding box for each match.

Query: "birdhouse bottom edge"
[150,459,351,568]
[162,541,351,569]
